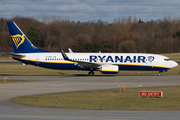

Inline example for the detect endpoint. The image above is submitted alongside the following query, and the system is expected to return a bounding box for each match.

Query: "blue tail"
[7,21,48,53]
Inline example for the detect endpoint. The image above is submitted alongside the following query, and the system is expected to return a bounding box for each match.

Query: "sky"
[0,0,180,23]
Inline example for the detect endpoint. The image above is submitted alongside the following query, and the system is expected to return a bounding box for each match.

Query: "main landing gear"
[158,70,167,76]
[88,71,94,76]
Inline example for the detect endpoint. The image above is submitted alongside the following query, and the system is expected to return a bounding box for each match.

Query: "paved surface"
[0,75,180,120]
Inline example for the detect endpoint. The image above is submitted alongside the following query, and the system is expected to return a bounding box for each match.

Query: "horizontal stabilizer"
[8,52,26,57]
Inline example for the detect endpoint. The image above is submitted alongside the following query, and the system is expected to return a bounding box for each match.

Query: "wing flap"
[74,61,101,68]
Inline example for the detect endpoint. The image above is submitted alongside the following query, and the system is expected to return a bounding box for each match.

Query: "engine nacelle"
[100,65,119,74]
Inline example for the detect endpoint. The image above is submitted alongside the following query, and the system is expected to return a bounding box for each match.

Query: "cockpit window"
[164,58,171,61]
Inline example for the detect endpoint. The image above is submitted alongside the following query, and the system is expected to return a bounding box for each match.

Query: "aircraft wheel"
[158,72,161,76]
[88,71,94,76]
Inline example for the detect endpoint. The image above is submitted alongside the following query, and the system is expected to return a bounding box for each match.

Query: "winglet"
[60,49,70,60]
[68,48,73,53]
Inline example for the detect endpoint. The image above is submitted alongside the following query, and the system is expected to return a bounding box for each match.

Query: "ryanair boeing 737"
[7,21,178,76]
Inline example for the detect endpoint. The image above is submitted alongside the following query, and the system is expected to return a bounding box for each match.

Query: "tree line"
[0,16,180,54]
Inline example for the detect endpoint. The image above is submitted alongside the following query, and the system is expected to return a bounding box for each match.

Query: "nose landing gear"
[158,70,167,76]
[158,72,161,76]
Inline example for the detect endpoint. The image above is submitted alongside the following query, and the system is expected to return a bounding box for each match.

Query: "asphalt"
[0,75,180,120]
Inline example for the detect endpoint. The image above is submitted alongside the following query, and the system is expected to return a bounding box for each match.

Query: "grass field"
[0,57,17,62]
[0,79,37,83]
[10,86,180,110]
[0,64,179,76]
[161,53,180,61]
[0,64,90,75]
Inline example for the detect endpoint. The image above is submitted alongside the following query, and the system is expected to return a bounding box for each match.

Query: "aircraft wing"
[68,48,73,53]
[73,60,101,68]
[60,49,101,69]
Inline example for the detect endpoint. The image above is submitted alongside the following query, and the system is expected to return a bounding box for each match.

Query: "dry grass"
[0,52,179,76]
[0,64,179,76]
[0,57,17,62]
[0,79,37,83]
[161,53,180,61]
[11,86,180,110]
[0,64,90,75]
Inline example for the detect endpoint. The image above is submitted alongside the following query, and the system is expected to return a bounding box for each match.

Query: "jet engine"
[100,65,119,74]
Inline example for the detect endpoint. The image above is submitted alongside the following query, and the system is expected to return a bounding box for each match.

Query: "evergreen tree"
[26,27,43,47]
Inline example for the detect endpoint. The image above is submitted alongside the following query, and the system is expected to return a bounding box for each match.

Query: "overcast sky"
[1,0,180,23]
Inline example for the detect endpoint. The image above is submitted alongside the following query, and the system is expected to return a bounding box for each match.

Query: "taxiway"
[0,75,180,120]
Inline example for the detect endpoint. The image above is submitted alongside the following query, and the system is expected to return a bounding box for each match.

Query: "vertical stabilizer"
[7,21,48,53]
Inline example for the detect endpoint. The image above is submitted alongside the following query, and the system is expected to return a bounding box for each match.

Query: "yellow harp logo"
[11,34,25,49]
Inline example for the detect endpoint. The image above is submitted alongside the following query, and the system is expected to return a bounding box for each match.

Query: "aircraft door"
[36,56,40,65]
[155,57,159,65]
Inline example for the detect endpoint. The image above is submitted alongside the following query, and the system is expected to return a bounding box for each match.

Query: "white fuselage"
[13,52,178,71]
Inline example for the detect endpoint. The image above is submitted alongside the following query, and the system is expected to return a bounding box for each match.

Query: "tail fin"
[7,21,48,53]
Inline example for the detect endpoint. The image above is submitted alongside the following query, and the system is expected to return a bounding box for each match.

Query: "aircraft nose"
[173,61,178,68]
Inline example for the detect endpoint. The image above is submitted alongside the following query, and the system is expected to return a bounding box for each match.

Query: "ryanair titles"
[89,55,154,63]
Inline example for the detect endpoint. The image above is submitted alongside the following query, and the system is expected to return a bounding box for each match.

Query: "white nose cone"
[172,61,178,68]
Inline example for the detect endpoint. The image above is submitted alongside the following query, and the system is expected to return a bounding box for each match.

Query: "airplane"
[7,21,178,76]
